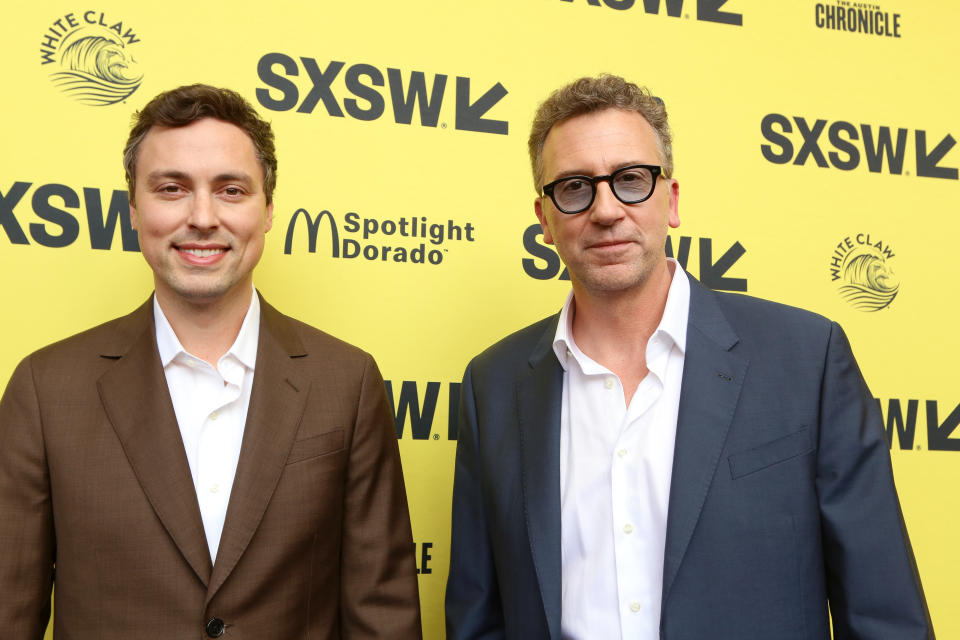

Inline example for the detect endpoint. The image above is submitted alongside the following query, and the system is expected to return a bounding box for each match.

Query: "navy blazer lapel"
[517,315,564,640]
[206,296,309,603]
[97,298,213,586]
[662,276,748,602]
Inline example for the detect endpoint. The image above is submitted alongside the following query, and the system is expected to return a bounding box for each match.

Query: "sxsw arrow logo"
[256,53,508,135]
[926,400,960,451]
[456,77,508,135]
[560,0,742,26]
[761,114,958,180]
[915,131,957,179]
[666,235,746,291]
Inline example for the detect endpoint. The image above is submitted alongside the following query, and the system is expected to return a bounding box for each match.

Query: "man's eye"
[563,179,588,192]
[159,185,182,193]
[223,187,244,196]
[617,168,651,184]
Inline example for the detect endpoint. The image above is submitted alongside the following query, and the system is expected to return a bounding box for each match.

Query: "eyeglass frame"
[540,164,665,215]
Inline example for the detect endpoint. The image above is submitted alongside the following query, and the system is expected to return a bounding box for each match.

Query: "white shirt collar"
[552,258,690,370]
[154,286,261,371]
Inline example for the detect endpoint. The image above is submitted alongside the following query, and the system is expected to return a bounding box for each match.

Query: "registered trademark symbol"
[441,122,447,129]
[916,445,921,450]
[433,434,440,440]
[685,13,690,18]
[905,171,910,176]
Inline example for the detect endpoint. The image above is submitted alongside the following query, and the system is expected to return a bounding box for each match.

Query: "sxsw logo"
[760,114,958,179]
[879,399,960,452]
[522,224,748,292]
[560,0,743,26]
[0,180,138,251]
[386,380,460,440]
[256,53,508,135]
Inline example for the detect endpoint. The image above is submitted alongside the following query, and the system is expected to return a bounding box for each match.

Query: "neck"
[570,261,675,401]
[155,282,253,366]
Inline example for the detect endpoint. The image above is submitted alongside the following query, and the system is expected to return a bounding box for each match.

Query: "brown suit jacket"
[0,295,422,639]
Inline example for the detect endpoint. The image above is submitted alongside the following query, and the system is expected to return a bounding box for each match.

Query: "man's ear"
[129,196,139,230]
[534,197,554,245]
[667,178,680,229]
[264,202,274,233]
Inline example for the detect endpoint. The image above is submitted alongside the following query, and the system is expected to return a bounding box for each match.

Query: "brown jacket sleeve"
[338,354,422,639]
[0,357,55,640]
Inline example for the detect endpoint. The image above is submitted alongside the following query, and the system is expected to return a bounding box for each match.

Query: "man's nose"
[588,180,625,225]
[187,193,218,230]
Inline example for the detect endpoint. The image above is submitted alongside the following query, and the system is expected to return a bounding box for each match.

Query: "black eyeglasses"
[541,164,664,214]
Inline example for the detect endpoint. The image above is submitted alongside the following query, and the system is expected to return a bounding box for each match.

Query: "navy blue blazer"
[446,273,932,639]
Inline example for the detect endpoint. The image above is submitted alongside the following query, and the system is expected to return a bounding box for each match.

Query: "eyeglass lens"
[552,166,656,213]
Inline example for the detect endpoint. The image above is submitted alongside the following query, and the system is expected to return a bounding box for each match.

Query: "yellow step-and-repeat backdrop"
[1,1,956,637]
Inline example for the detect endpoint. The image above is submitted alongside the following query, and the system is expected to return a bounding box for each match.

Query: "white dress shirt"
[154,288,260,562]
[555,260,690,640]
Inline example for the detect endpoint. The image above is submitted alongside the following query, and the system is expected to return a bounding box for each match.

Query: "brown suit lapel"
[96,295,312,601]
[206,296,310,602]
[97,298,213,586]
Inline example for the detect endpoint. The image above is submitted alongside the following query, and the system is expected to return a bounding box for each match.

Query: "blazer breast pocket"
[286,429,345,466]
[728,427,813,479]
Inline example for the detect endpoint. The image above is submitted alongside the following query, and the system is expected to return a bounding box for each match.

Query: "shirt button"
[630,602,641,613]
[617,449,628,458]
[604,377,614,389]
[566,349,573,358]
[623,524,634,534]
[210,483,220,493]
[210,411,219,421]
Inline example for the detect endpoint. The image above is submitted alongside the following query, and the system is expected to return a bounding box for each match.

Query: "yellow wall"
[1,1,956,637]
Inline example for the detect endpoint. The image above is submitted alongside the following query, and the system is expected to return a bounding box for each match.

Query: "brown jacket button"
[205,617,225,637]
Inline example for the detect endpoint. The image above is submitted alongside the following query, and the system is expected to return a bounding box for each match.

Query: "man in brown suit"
[0,85,422,639]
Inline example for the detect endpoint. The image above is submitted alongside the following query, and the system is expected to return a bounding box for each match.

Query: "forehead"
[136,118,260,178]
[541,108,660,178]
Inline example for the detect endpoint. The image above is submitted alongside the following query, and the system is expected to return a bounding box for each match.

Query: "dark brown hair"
[123,84,277,204]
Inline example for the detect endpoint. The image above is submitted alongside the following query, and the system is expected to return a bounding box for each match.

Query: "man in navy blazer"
[445,75,932,639]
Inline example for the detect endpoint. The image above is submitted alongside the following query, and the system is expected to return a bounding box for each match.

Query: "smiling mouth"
[178,247,227,257]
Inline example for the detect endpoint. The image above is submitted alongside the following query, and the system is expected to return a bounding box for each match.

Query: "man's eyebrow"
[550,168,593,181]
[549,161,654,181]
[213,172,255,184]
[143,171,255,184]
[145,170,190,183]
